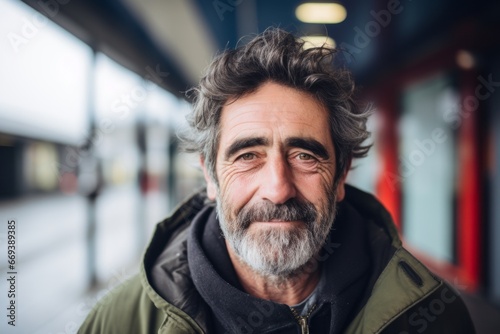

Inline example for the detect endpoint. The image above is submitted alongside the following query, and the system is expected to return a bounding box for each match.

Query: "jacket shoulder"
[346,248,475,333]
[382,281,476,333]
[78,275,164,334]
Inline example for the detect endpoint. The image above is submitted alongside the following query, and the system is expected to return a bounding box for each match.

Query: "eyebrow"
[224,136,330,160]
[224,137,269,159]
[285,137,330,160]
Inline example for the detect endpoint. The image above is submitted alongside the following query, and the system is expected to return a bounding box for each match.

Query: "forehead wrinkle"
[223,101,318,123]
[232,120,315,129]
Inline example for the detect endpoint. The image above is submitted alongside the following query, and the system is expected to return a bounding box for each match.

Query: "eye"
[238,153,256,161]
[297,153,314,161]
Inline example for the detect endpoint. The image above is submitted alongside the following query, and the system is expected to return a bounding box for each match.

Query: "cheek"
[217,167,257,216]
[294,168,335,204]
[317,165,336,189]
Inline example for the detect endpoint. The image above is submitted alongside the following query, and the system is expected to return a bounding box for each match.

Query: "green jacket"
[78,185,475,333]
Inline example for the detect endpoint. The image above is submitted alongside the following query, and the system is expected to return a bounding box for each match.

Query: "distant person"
[78,28,475,333]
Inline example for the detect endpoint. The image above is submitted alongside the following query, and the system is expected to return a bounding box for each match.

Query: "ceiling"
[21,0,500,97]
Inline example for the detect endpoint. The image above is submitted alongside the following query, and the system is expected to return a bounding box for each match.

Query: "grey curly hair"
[181,28,372,184]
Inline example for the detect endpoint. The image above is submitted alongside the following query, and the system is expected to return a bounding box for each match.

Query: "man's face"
[203,81,347,278]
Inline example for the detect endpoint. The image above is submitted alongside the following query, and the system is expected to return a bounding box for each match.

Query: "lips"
[249,220,305,228]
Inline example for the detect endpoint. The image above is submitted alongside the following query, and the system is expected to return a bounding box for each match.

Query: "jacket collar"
[141,190,210,333]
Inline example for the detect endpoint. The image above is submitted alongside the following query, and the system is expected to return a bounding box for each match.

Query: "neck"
[226,241,321,305]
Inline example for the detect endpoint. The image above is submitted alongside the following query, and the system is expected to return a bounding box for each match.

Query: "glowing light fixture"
[300,36,336,49]
[296,2,347,24]
[456,50,475,70]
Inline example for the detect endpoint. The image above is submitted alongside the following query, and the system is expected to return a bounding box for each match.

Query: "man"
[79,28,475,333]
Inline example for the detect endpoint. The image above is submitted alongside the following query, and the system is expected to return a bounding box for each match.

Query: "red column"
[375,86,401,229]
[457,71,482,291]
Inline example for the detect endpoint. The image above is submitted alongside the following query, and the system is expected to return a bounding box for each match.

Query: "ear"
[200,156,217,200]
[335,159,351,202]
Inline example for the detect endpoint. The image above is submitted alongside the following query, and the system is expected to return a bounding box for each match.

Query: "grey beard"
[216,190,337,279]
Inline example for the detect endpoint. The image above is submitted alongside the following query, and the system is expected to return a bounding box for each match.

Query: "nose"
[259,155,296,204]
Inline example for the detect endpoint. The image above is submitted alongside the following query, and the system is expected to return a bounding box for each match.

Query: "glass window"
[94,53,144,126]
[0,0,92,145]
[400,73,458,263]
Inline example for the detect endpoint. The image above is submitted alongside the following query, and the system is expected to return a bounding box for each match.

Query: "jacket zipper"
[290,304,316,334]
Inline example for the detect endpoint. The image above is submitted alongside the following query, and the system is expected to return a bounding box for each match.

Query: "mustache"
[236,199,318,229]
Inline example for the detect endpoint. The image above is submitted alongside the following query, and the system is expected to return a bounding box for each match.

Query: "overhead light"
[296,2,347,24]
[456,50,475,70]
[300,36,336,49]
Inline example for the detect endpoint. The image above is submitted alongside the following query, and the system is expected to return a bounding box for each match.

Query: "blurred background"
[0,0,499,333]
